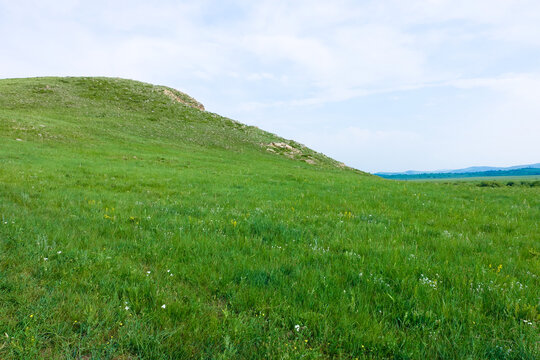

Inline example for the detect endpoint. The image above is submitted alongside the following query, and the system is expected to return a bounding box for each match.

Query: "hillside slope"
[0,78,538,359]
[0,77,346,170]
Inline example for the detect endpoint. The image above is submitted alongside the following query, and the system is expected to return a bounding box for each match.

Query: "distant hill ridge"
[376,163,540,176]
[376,165,540,180]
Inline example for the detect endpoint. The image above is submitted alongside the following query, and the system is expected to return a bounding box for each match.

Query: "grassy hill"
[0,77,538,359]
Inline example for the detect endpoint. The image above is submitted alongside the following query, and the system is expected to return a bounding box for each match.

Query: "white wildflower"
[419,274,438,289]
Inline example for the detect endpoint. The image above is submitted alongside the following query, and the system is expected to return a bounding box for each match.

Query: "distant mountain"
[378,168,540,180]
[450,163,540,174]
[376,163,540,176]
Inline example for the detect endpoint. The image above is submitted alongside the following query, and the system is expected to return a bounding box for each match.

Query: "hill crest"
[0,76,351,171]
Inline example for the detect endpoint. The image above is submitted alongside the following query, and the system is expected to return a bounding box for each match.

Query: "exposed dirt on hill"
[161,88,205,111]
[265,141,349,168]
[266,141,318,165]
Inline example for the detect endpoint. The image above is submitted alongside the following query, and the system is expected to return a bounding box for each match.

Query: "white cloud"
[1,0,539,171]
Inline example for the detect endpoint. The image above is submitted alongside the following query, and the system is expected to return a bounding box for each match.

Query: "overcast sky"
[1,0,539,172]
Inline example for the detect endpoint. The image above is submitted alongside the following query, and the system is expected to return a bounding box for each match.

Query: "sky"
[1,0,539,172]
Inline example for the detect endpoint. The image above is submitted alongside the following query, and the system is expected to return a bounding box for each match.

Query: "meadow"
[0,78,538,359]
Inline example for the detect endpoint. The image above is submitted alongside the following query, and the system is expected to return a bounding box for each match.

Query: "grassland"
[0,77,538,359]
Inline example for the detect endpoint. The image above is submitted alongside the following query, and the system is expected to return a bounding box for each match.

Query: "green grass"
[1,77,538,359]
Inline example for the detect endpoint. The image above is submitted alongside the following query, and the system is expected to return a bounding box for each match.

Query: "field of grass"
[1,77,538,359]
